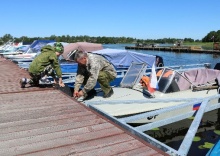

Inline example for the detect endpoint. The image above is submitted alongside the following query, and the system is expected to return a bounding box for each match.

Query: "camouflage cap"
[54,42,64,53]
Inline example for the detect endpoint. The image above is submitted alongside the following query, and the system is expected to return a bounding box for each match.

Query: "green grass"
[183,42,214,50]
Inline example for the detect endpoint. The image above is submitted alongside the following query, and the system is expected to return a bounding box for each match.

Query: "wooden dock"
[0,57,168,156]
[125,46,220,54]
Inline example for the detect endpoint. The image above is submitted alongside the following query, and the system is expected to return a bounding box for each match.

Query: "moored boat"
[80,62,220,124]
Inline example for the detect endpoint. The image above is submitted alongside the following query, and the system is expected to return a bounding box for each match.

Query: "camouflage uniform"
[28,45,62,86]
[74,53,117,97]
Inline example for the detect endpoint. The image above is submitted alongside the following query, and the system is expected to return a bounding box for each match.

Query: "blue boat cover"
[60,48,156,73]
[93,48,156,68]
[28,40,55,53]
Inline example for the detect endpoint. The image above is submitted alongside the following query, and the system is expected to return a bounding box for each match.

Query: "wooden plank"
[0,118,106,141]
[0,122,113,149]
[0,102,83,114]
[21,133,134,156]
[0,127,123,156]
[0,91,79,110]
[67,140,147,156]
[117,146,163,156]
[0,59,53,94]
[0,105,86,123]
[0,111,93,129]
[0,114,98,134]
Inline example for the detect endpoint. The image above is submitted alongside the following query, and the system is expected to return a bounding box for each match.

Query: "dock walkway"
[125,46,220,54]
[0,57,168,156]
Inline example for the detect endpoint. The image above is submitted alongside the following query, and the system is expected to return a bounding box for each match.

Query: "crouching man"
[73,51,116,99]
[20,42,65,88]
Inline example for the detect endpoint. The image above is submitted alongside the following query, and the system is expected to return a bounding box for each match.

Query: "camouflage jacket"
[74,53,117,93]
[28,45,62,77]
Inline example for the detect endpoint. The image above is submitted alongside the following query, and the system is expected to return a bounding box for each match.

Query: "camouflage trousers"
[29,65,55,86]
[97,71,115,94]
[83,71,115,95]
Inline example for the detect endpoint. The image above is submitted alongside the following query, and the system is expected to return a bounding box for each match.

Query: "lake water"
[103,44,220,156]
[103,43,220,68]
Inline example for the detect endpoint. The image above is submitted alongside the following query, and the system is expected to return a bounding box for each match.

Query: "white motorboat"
[80,63,220,124]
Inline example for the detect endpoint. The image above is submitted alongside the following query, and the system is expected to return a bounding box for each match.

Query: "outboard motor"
[214,63,220,102]
[156,55,164,67]
[214,63,220,70]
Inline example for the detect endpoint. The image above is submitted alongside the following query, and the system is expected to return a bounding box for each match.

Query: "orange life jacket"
[140,75,156,93]
[140,75,150,85]
[156,69,173,78]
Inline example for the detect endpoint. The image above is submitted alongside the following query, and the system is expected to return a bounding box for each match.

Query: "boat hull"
[83,87,219,124]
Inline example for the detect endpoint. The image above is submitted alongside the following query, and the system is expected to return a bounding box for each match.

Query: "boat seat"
[158,77,180,93]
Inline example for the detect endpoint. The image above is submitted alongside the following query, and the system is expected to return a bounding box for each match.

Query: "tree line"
[0,30,220,45]
[202,30,220,42]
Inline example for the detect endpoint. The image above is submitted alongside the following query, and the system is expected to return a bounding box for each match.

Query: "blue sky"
[1,0,219,40]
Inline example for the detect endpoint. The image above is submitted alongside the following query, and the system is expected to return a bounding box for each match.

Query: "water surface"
[103,44,220,156]
[103,44,220,68]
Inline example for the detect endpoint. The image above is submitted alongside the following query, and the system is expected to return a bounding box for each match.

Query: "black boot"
[103,88,114,98]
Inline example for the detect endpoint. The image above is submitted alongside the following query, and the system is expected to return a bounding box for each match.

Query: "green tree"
[184,38,194,42]
[2,34,13,43]
[202,30,220,42]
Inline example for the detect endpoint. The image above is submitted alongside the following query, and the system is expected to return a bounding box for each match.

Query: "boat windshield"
[156,68,192,93]
[119,63,211,94]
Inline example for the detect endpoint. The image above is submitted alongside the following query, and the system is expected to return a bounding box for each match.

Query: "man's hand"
[54,79,58,84]
[73,90,84,99]
[58,77,65,87]
[59,81,65,87]
[73,91,79,98]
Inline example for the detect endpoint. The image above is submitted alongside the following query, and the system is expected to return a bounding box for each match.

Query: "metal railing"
[86,94,220,156]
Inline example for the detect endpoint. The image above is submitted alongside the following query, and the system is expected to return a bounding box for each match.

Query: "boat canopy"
[93,48,156,69]
[62,42,103,60]
[156,68,220,93]
[25,40,55,53]
[60,48,157,73]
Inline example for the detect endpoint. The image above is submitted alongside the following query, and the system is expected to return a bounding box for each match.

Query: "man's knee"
[98,71,106,81]
[43,65,54,76]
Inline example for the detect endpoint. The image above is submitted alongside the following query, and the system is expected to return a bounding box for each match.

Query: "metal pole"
[213,36,215,51]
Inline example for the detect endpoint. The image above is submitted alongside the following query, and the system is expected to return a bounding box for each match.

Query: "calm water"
[103,44,220,156]
[145,109,220,156]
[103,43,220,68]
